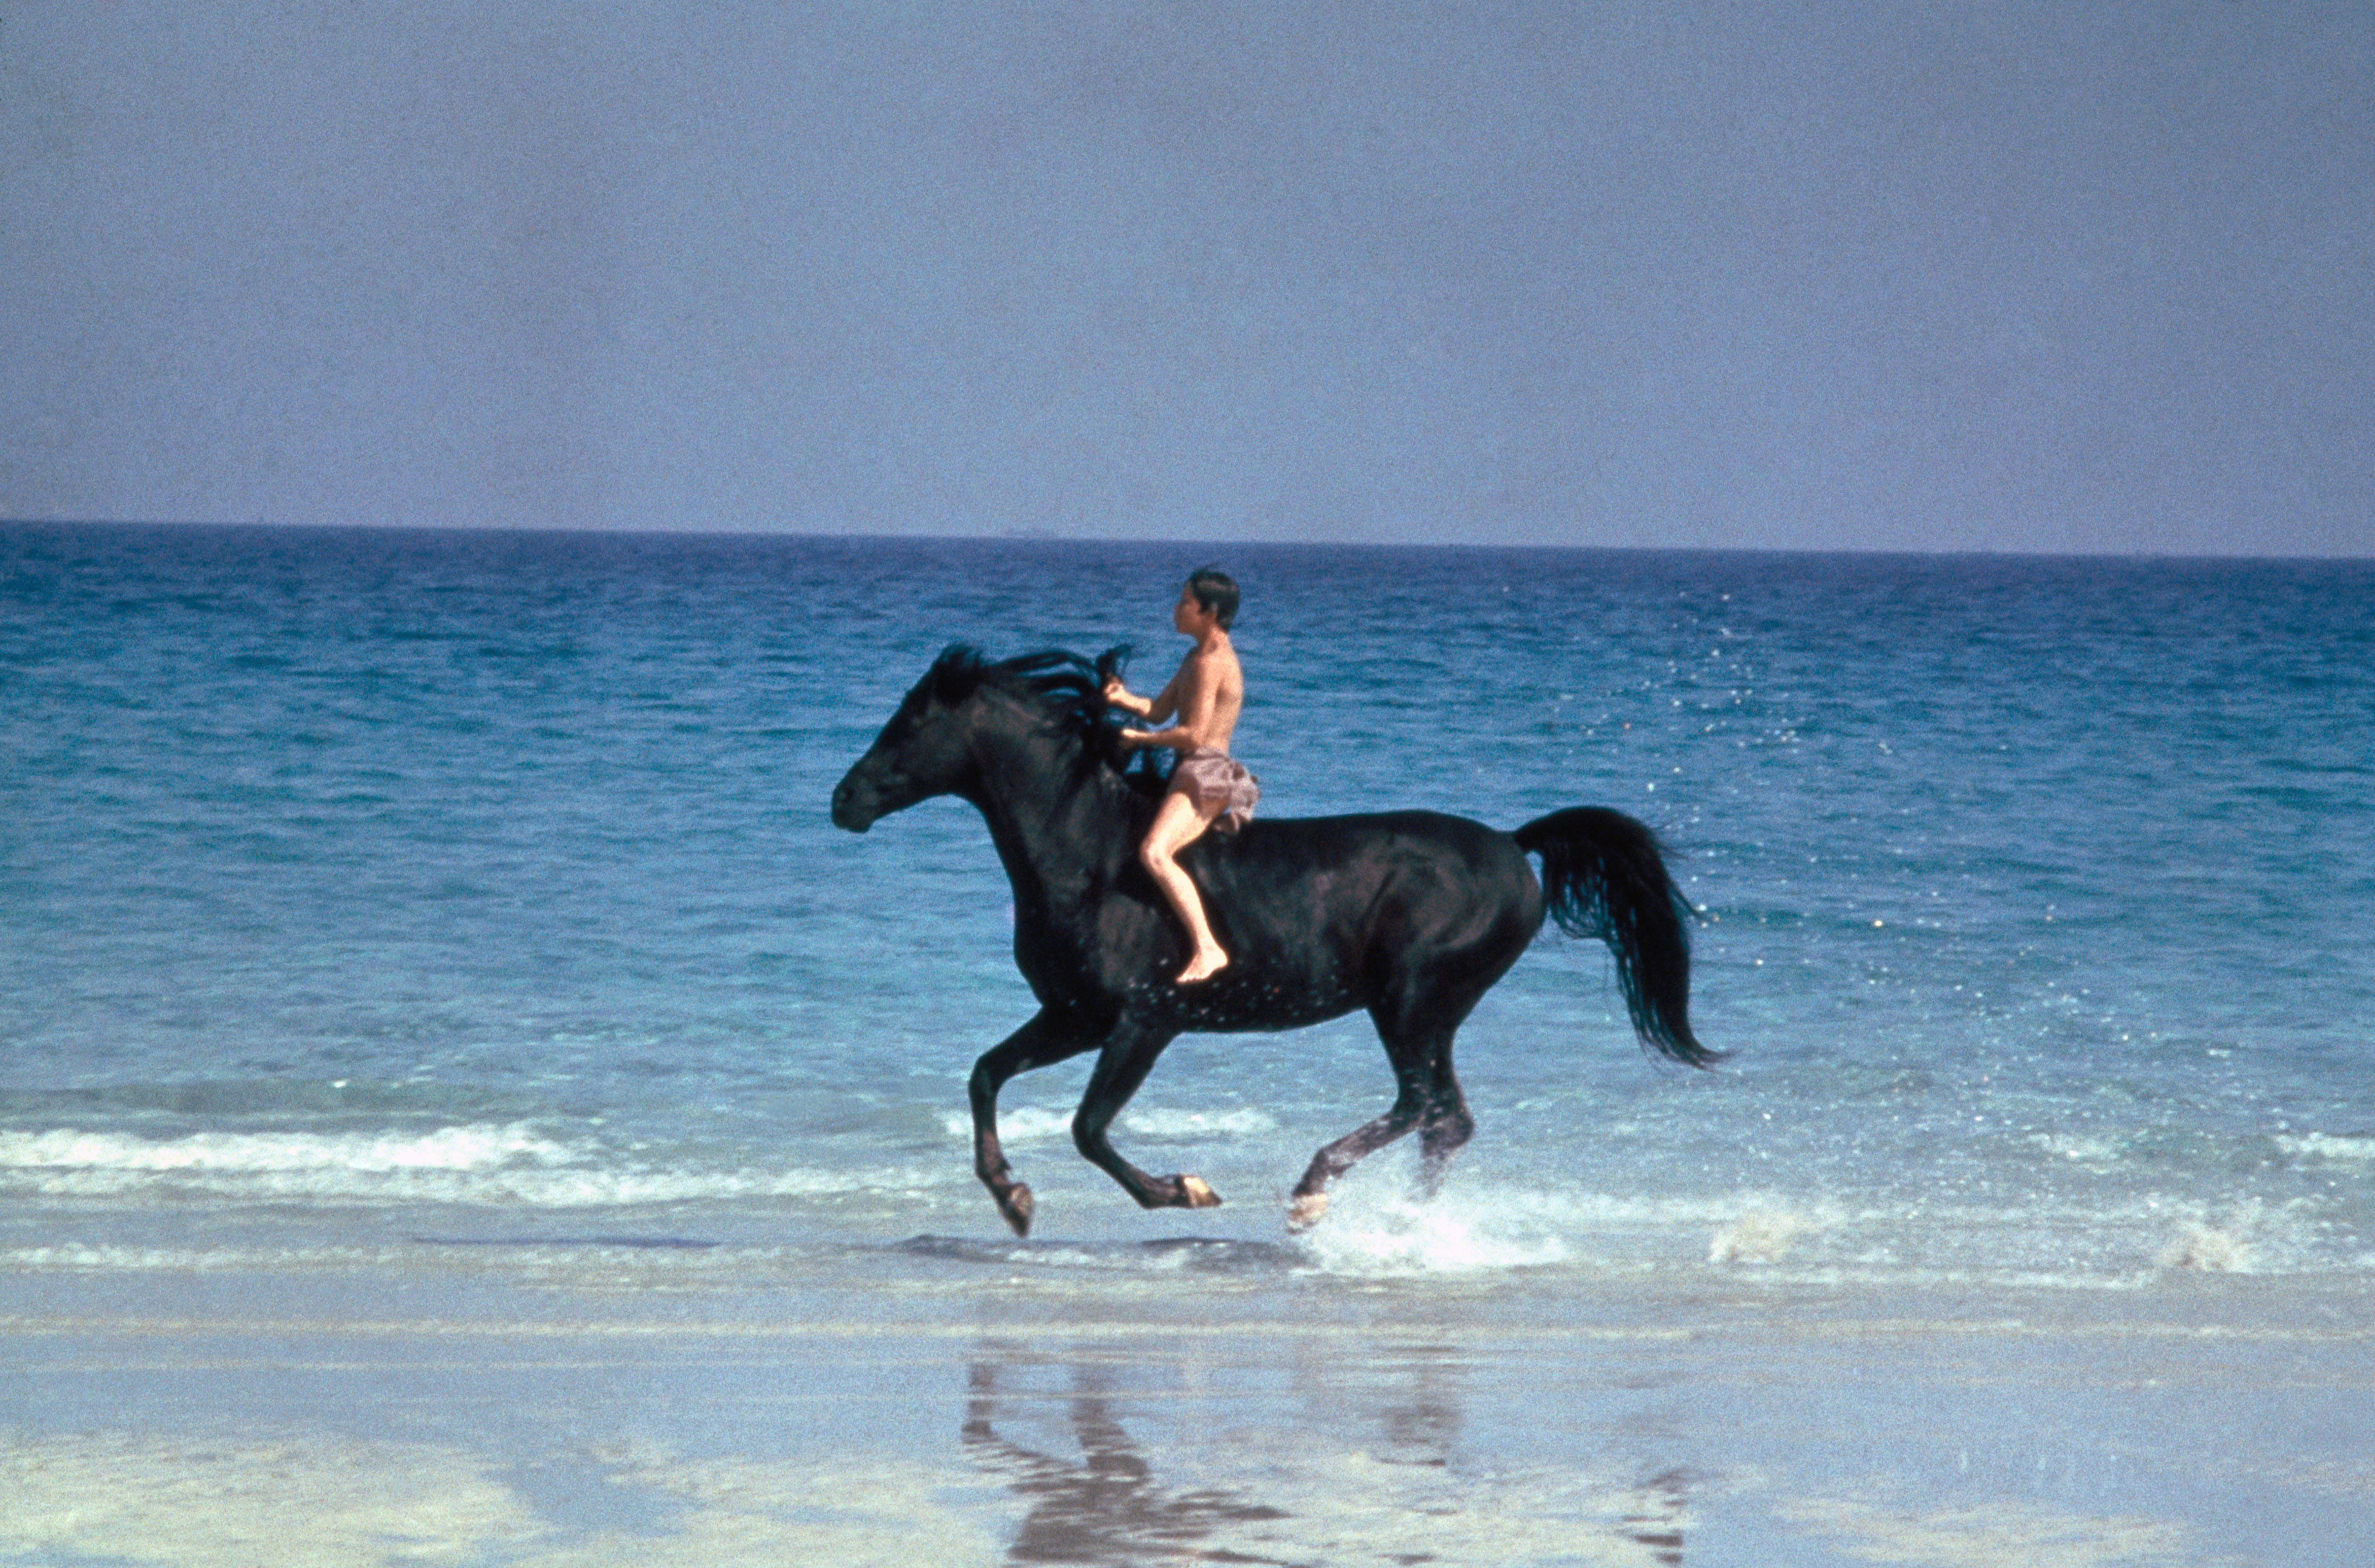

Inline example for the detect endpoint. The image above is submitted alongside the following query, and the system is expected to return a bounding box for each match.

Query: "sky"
[3,2,2369,555]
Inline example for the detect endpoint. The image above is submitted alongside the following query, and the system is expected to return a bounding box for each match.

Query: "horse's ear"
[1093,645,1132,690]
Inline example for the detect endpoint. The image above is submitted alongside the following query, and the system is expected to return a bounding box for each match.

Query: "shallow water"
[6,524,2370,1294]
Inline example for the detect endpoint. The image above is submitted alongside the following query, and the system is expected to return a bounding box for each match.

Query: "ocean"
[5,522,2372,1565]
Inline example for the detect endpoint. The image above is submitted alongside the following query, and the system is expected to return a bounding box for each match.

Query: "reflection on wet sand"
[2,1302,2297,1565]
[1363,1339,1462,1468]
[963,1359,1292,1564]
[960,1341,1698,1566]
[1622,1469,1692,1567]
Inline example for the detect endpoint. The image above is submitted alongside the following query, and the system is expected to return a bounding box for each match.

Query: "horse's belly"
[1133,967,1365,1034]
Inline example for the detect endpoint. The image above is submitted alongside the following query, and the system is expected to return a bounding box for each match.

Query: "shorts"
[1168,749,1260,833]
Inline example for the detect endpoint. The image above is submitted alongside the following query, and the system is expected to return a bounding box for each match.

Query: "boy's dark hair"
[1186,566,1239,631]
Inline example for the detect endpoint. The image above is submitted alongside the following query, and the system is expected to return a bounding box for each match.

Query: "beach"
[9,1251,2370,1565]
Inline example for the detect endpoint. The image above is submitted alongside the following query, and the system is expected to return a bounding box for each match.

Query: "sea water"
[5,522,2372,1296]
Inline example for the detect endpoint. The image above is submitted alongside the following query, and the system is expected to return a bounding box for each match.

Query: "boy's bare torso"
[1150,640,1241,755]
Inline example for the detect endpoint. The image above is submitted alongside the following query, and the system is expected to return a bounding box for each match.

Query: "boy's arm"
[1119,658,1215,750]
[1104,666,1183,723]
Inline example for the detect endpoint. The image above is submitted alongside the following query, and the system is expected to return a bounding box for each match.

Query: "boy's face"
[1174,584,1216,636]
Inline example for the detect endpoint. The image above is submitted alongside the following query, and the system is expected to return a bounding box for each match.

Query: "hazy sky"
[5,3,2369,554]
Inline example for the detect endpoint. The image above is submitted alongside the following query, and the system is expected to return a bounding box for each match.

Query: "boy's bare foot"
[1176,949,1230,985]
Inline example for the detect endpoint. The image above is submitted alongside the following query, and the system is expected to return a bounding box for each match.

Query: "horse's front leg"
[1071,1022,1220,1212]
[970,1009,1100,1237]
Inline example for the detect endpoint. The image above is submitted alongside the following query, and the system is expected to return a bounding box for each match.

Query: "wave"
[7,1119,2363,1286]
[2035,1127,2375,1174]
[2276,1132,2375,1163]
[936,1106,1279,1143]
[0,1242,400,1273]
[1280,1168,2363,1285]
[0,1123,943,1208]
[0,1123,571,1176]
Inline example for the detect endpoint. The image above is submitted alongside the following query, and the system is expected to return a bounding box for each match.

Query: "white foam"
[1708,1208,1817,1265]
[2031,1132,2126,1168]
[1117,1107,1279,1139]
[0,1123,571,1177]
[1286,1172,2331,1287]
[938,1106,1277,1143]
[2153,1199,2295,1274]
[2277,1131,2375,1163]
[945,1106,1072,1143]
[0,1124,941,1209]
[0,1243,394,1273]
[1284,1174,1881,1278]
[2159,1221,2253,1272]
[1299,1186,1573,1277]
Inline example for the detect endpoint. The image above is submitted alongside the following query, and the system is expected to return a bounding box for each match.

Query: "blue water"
[5,522,2372,1290]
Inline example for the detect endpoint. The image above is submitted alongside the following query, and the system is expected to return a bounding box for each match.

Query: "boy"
[1102,567,1257,984]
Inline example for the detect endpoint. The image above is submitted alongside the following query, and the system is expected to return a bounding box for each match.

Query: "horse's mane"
[928,643,1172,796]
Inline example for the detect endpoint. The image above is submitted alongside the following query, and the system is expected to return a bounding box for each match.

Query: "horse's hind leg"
[1287,1013,1443,1231]
[970,1009,1100,1237]
[1416,1059,1475,1198]
[1289,973,1486,1232]
[1071,1022,1219,1212]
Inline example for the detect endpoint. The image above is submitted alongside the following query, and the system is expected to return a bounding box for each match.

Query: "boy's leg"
[1141,790,1230,983]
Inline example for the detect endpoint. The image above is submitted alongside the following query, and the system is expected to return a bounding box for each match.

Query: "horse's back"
[1215,809,1531,877]
[1194,809,1542,945]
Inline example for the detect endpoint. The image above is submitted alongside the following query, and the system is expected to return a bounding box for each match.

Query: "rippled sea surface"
[5,522,2372,1294]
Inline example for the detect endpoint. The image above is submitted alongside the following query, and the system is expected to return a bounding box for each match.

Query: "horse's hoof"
[999,1185,1035,1237]
[1178,1175,1223,1209]
[1286,1192,1329,1233]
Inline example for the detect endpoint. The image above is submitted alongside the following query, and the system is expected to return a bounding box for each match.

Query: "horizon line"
[4,516,2369,566]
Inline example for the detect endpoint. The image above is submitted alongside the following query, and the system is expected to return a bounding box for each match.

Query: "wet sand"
[5,1257,2372,1567]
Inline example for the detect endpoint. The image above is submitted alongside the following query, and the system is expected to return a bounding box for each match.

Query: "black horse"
[830,647,1718,1236]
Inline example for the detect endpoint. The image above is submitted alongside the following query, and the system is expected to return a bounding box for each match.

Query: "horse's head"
[831,648,989,832]
[833,644,1143,833]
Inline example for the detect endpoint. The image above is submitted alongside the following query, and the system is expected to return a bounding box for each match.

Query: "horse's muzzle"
[830,775,876,833]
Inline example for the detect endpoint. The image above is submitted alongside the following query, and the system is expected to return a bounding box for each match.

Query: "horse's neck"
[965,718,1138,916]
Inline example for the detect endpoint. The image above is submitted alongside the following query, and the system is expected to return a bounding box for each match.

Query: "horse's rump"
[1167,810,1544,1020]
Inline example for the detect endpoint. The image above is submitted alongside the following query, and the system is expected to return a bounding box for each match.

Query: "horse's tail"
[1515,807,1723,1069]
